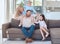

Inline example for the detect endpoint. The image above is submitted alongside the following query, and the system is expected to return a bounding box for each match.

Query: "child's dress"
[38,20,47,30]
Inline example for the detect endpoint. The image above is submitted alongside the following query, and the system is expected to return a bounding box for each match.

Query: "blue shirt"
[23,5,37,15]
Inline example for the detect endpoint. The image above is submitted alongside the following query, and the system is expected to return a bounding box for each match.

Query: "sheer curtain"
[4,0,16,22]
[0,0,16,29]
[0,0,5,29]
[9,0,16,21]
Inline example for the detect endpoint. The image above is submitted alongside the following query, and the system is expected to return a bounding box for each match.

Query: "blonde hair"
[15,5,24,18]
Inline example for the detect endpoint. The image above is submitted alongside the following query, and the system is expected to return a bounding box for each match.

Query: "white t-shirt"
[22,17,33,27]
[36,20,47,29]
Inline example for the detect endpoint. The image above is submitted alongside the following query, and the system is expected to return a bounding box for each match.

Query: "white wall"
[44,12,60,20]
[43,7,60,20]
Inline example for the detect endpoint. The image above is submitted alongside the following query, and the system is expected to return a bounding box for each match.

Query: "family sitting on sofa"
[13,0,49,43]
[19,10,49,42]
[2,1,60,44]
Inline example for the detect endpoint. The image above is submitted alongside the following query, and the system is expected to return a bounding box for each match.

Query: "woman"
[14,5,24,19]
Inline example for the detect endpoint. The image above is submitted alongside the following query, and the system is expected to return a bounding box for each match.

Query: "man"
[19,10,35,43]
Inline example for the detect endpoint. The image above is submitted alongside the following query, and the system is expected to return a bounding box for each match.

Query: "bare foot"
[42,37,46,41]
[25,38,29,43]
[27,38,33,43]
[25,38,33,43]
[45,33,49,38]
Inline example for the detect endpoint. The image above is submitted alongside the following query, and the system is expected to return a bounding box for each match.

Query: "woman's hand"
[19,24,21,27]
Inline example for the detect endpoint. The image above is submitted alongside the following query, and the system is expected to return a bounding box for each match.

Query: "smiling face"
[39,14,45,21]
[39,15,44,21]
[26,10,31,17]
[19,7,24,13]
[27,1,32,6]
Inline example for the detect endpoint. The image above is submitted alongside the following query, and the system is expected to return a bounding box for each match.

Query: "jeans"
[21,25,35,38]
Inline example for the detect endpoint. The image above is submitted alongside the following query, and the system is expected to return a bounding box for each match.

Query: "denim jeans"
[21,25,35,38]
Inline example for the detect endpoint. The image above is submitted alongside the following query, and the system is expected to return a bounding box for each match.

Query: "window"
[16,0,24,8]
[46,0,60,12]
[47,0,60,1]
[16,0,42,7]
[30,0,42,6]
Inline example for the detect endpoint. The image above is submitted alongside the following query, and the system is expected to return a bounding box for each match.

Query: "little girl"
[36,14,49,40]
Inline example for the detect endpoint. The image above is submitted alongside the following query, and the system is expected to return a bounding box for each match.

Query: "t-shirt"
[22,17,34,27]
[36,20,47,29]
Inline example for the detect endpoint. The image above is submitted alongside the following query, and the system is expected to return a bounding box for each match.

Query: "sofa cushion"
[45,20,49,29]
[32,29,42,39]
[52,39,60,43]
[50,28,60,38]
[35,23,40,29]
[6,28,40,34]
[6,28,42,39]
[10,19,20,28]
[6,28,50,40]
[49,20,60,28]
[6,28,23,34]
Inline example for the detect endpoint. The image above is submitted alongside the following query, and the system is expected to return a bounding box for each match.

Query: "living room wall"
[43,8,60,20]
[45,12,60,20]
[43,0,60,20]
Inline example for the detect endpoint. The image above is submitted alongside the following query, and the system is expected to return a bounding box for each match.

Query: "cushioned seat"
[6,28,22,34]
[50,28,60,38]
[6,28,41,35]
[6,28,50,40]
[52,39,60,43]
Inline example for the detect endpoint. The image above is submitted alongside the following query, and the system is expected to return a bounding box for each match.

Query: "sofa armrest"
[2,22,11,38]
[50,28,60,38]
[50,28,60,44]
